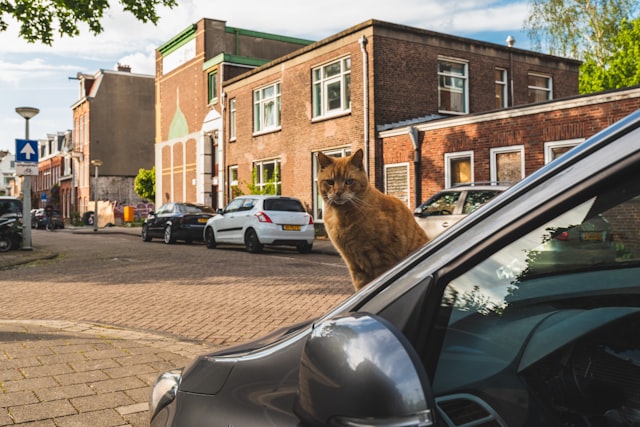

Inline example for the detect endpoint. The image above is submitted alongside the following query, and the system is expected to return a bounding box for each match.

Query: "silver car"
[203,195,315,253]
[414,183,509,239]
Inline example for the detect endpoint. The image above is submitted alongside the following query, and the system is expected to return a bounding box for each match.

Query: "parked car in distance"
[31,208,65,229]
[141,202,215,244]
[150,109,640,427]
[203,195,314,253]
[414,183,509,239]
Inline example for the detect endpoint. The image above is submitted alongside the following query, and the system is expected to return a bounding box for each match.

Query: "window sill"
[311,110,351,123]
[252,127,282,137]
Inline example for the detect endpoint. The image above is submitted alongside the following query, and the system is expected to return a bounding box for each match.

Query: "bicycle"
[45,214,55,232]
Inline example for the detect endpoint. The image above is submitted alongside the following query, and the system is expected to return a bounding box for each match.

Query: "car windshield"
[263,198,304,212]
[432,176,640,396]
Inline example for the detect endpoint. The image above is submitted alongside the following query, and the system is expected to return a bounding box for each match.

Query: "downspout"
[409,126,422,207]
[219,74,226,210]
[359,35,369,176]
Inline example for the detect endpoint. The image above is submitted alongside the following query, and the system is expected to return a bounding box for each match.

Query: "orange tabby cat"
[317,149,429,291]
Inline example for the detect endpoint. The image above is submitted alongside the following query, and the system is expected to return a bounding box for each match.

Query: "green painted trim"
[225,25,313,46]
[158,24,197,55]
[203,53,270,71]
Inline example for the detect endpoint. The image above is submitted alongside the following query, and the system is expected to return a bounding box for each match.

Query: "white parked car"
[203,195,315,253]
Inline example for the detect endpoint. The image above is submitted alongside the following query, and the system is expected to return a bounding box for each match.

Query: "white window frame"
[527,72,553,102]
[384,162,411,207]
[312,56,351,119]
[490,145,525,184]
[253,158,281,194]
[438,57,469,114]
[495,68,508,109]
[228,165,238,201]
[445,151,474,188]
[253,82,281,134]
[544,138,583,164]
[229,98,236,141]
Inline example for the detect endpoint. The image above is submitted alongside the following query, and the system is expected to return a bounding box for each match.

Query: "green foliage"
[580,18,640,93]
[134,166,155,202]
[524,0,636,64]
[246,165,280,195]
[0,0,177,45]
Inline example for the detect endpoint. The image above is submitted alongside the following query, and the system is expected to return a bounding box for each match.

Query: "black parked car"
[150,109,640,427]
[31,208,65,229]
[141,202,215,244]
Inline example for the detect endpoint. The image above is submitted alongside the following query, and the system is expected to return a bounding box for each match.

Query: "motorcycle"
[0,214,23,252]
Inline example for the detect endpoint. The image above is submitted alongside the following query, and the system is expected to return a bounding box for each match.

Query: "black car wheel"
[164,225,175,244]
[205,227,216,249]
[141,224,151,242]
[297,242,313,254]
[0,236,12,252]
[244,228,263,253]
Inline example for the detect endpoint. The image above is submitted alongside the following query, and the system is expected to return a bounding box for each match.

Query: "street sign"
[15,139,39,163]
[16,163,38,176]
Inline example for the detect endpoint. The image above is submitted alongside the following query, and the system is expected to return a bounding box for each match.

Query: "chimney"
[117,63,131,73]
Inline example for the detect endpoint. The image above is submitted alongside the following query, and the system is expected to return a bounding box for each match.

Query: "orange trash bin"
[124,206,134,222]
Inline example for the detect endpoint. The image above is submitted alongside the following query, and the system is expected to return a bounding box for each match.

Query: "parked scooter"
[0,214,22,252]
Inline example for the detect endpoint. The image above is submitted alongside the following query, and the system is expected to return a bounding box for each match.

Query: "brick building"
[155,18,313,209]
[378,86,640,208]
[69,65,155,222]
[220,19,580,221]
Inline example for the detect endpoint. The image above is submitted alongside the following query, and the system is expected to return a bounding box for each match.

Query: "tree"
[580,17,640,92]
[0,0,177,45]
[524,0,636,66]
[134,166,155,202]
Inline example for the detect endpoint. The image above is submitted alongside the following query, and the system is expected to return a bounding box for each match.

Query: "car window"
[462,190,501,214]
[417,192,461,217]
[241,199,256,211]
[183,204,213,213]
[0,199,22,216]
[430,177,640,421]
[224,199,244,213]
[263,198,304,212]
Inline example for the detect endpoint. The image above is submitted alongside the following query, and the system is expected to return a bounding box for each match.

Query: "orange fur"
[317,149,429,291]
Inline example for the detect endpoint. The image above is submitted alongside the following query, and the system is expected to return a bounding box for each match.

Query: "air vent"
[436,394,505,427]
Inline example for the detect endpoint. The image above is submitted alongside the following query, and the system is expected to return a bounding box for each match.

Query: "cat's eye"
[325,179,334,185]
[345,178,354,185]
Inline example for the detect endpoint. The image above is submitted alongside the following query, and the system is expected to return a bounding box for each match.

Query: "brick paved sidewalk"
[0,320,217,426]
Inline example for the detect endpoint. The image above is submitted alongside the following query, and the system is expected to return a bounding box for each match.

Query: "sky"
[0,0,533,154]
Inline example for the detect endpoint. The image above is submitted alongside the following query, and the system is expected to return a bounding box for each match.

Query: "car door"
[148,203,172,237]
[213,198,245,243]
[414,191,464,239]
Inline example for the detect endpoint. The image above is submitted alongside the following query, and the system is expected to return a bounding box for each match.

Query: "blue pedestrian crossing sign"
[15,139,38,163]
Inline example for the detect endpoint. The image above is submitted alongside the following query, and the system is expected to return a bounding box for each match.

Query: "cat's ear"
[350,149,364,170]
[317,152,334,170]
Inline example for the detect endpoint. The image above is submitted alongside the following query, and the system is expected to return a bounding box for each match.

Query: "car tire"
[141,224,152,242]
[205,227,217,249]
[0,236,12,252]
[297,242,313,254]
[244,228,263,253]
[164,225,175,244]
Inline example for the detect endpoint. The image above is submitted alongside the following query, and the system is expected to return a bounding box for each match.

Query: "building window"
[528,73,552,103]
[228,165,239,200]
[229,98,236,141]
[544,139,583,164]
[490,146,525,184]
[312,57,351,118]
[385,163,411,207]
[253,82,281,133]
[495,68,507,109]
[313,147,351,221]
[208,71,218,104]
[445,151,473,188]
[438,58,468,114]
[253,159,281,195]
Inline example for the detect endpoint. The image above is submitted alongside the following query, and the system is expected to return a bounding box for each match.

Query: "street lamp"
[91,159,103,232]
[15,107,39,251]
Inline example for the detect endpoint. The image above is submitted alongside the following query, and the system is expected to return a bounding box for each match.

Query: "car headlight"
[150,369,182,420]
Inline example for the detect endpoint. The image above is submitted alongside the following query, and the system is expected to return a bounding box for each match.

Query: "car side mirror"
[295,313,434,427]
[216,208,224,215]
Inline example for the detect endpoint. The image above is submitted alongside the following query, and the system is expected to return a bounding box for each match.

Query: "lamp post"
[91,159,103,232]
[15,107,39,251]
